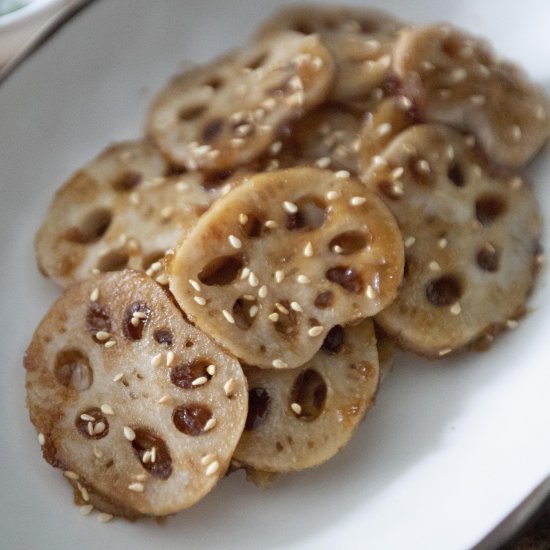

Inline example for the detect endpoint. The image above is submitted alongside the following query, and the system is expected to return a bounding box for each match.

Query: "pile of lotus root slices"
[24,5,549,521]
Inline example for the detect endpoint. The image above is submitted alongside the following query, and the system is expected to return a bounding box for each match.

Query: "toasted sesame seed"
[80,504,94,516]
[80,413,95,421]
[290,301,303,312]
[166,351,175,367]
[326,190,340,200]
[238,213,248,225]
[274,270,285,283]
[265,219,279,229]
[64,470,79,480]
[376,122,392,137]
[192,376,208,386]
[90,288,99,302]
[304,242,314,257]
[248,272,259,287]
[438,348,452,357]
[205,460,220,476]
[101,404,114,416]
[429,261,441,272]
[124,426,136,441]
[335,170,350,179]
[404,236,416,248]
[308,326,324,337]
[366,285,376,299]
[158,395,170,404]
[204,418,217,432]
[155,273,169,286]
[228,235,242,249]
[98,513,113,523]
[113,373,124,382]
[450,303,461,315]
[95,331,111,341]
[290,403,302,415]
[283,201,298,214]
[224,378,236,397]
[38,433,45,446]
[201,453,217,466]
[268,312,280,322]
[272,359,288,369]
[316,157,331,168]
[128,482,144,493]
[151,353,163,367]
[296,274,310,284]
[350,196,366,206]
[438,238,448,249]
[222,310,235,324]
[194,296,206,306]
[506,319,519,329]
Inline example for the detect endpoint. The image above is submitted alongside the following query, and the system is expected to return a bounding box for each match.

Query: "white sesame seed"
[158,395,170,404]
[429,261,441,272]
[93,422,106,435]
[90,268,100,275]
[404,236,416,248]
[350,196,366,206]
[249,305,258,318]
[420,60,435,71]
[130,317,140,327]
[135,474,148,481]
[248,272,259,287]
[265,219,279,229]
[469,94,486,106]
[79,504,94,516]
[224,378,236,397]
[416,159,431,173]
[194,296,206,306]
[511,124,522,142]
[240,267,251,280]
[335,170,350,179]
[95,331,111,341]
[205,460,220,476]
[303,242,314,257]
[155,273,169,286]
[101,404,114,416]
[450,68,467,83]
[192,376,208,386]
[391,167,404,180]
[268,312,280,322]
[450,303,462,316]
[506,319,519,329]
[222,309,235,324]
[438,238,448,249]
[510,176,523,190]
[204,418,217,431]
[80,485,90,502]
[133,311,147,319]
[176,180,190,192]
[366,285,376,299]
[64,470,79,480]
[536,104,547,121]
[128,482,144,493]
[166,351,175,367]
[376,122,392,137]
[38,433,45,446]
[150,446,157,463]
[438,348,452,357]
[308,326,324,337]
[275,303,289,314]
[90,288,99,302]
[464,135,476,148]
[257,285,267,299]
[243,294,255,300]
[447,145,455,160]
[274,270,285,283]
[189,279,201,292]
[87,422,94,437]
[333,245,344,254]
[316,157,331,168]
[290,403,302,415]
[80,413,95,421]
[326,190,340,200]
[150,262,162,273]
[238,213,248,225]
[297,274,310,284]
[113,373,124,382]
[272,359,288,369]
[269,141,282,155]
[93,446,103,459]
[151,353,163,367]
[201,453,217,466]
[123,426,136,441]
[228,235,242,249]
[97,513,113,523]
[283,201,298,214]
[290,301,303,312]
[206,364,216,376]
[372,155,388,168]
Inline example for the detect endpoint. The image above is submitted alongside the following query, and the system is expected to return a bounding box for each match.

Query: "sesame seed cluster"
[25,4,548,522]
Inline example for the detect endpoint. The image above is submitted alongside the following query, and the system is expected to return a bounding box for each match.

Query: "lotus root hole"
[204,76,224,90]
[173,405,214,436]
[245,388,270,431]
[293,20,314,34]
[326,266,364,293]
[245,52,268,71]
[447,163,465,187]
[285,196,327,231]
[232,297,258,330]
[314,290,334,309]
[426,274,463,306]
[322,325,345,354]
[475,195,507,226]
[123,302,151,341]
[477,246,500,272]
[378,180,403,201]
[170,358,213,389]
[178,104,207,121]
[198,254,244,285]
[86,302,113,342]
[359,18,380,33]
[441,34,462,57]
[143,251,165,270]
[131,428,173,479]
[329,231,371,255]
[112,171,143,192]
[202,118,224,143]
[154,329,174,346]
[273,300,299,337]
[65,208,112,244]
[290,369,327,421]
[75,408,108,439]
[242,213,265,238]
[55,349,93,390]
[96,249,129,273]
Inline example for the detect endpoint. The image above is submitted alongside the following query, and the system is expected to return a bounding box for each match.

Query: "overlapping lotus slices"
[24,270,248,518]
[392,24,550,167]
[35,140,230,287]
[233,320,379,473]
[257,5,404,101]
[363,124,543,358]
[147,32,334,173]
[169,167,404,369]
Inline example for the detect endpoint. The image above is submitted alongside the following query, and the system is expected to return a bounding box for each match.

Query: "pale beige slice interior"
[147,32,334,173]
[35,145,223,287]
[169,167,404,369]
[233,320,379,472]
[363,124,542,358]
[392,24,550,167]
[257,5,404,101]
[24,270,248,518]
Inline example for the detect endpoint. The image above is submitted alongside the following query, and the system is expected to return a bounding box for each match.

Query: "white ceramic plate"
[1,1,549,548]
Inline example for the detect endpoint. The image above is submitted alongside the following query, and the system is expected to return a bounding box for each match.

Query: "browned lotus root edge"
[233,320,378,473]
[256,4,404,101]
[34,139,248,288]
[362,124,543,358]
[147,31,335,173]
[24,270,248,518]
[392,24,550,167]
[169,167,404,369]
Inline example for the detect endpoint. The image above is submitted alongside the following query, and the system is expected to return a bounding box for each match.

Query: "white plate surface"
[1,1,549,548]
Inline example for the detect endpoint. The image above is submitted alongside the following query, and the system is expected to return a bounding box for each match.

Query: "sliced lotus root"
[35,158,227,287]
[257,5,404,101]
[24,270,248,518]
[362,124,542,358]
[147,32,334,173]
[392,24,550,167]
[233,320,378,472]
[169,167,404,369]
